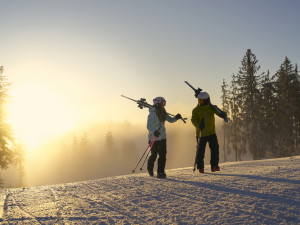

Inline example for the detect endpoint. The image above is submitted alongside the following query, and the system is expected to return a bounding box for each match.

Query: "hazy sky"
[0,0,299,149]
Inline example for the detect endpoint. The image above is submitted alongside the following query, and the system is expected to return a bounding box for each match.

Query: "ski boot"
[148,169,154,177]
[211,166,220,172]
[157,172,166,178]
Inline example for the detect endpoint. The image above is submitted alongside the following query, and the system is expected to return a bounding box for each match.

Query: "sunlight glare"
[8,82,76,151]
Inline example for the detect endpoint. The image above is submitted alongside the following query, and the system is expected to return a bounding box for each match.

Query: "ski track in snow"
[0,156,299,224]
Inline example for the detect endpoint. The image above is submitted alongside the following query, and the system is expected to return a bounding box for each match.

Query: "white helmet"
[153,96,166,105]
[197,92,210,100]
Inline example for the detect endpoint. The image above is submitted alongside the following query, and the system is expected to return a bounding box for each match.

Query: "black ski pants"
[196,134,219,169]
[147,139,167,173]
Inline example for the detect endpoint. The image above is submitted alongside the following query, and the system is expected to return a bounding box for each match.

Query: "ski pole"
[139,125,161,171]
[132,136,156,173]
[193,137,200,172]
[140,137,156,171]
[193,154,197,172]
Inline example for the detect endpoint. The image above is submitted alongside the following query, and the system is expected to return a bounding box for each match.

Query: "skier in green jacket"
[191,92,227,173]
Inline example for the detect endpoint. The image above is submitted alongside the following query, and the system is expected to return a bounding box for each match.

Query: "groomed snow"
[1,156,299,224]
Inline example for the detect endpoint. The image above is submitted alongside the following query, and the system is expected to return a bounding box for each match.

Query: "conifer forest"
[221,49,300,161]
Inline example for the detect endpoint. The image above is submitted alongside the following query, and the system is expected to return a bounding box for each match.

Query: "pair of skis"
[121,95,187,123]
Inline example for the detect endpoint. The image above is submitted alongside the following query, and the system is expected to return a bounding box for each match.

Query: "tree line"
[41,130,141,185]
[0,66,26,187]
[221,49,300,161]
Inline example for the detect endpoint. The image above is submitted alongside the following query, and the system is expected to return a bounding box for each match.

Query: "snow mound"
[1,156,299,224]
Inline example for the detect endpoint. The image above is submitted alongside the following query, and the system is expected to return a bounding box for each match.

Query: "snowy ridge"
[1,156,299,224]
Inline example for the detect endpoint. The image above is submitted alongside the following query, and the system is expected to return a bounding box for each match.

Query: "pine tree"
[273,57,299,156]
[221,79,230,162]
[235,49,264,160]
[292,64,300,154]
[105,131,119,168]
[72,132,78,155]
[0,66,15,169]
[80,131,90,162]
[228,74,244,161]
[260,70,277,157]
[105,131,115,152]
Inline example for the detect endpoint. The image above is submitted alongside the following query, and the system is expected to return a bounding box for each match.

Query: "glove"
[219,112,226,119]
[175,113,182,120]
[199,118,205,130]
[154,130,160,137]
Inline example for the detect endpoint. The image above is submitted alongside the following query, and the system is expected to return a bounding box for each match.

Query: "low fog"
[2,118,240,188]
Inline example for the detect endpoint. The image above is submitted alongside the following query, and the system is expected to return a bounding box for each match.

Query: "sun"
[7,82,76,151]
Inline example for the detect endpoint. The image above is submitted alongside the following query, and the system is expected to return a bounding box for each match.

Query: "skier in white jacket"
[147,97,182,178]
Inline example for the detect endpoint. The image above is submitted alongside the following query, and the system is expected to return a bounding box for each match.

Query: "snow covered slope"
[1,156,299,224]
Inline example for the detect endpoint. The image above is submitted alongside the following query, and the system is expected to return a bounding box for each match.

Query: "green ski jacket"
[191,104,226,138]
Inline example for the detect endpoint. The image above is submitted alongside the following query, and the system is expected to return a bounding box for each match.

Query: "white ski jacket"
[147,107,178,141]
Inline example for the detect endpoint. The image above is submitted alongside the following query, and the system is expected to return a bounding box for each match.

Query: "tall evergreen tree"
[228,74,244,161]
[235,49,264,160]
[105,131,119,167]
[260,70,277,157]
[221,79,230,162]
[105,131,116,152]
[273,57,298,156]
[79,131,90,163]
[0,66,15,169]
[292,64,300,154]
